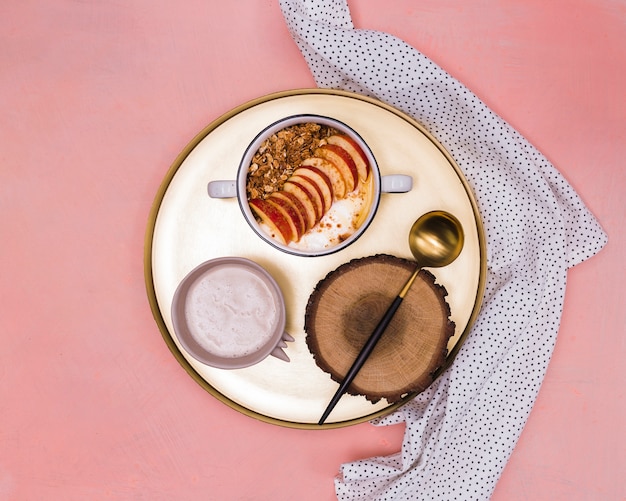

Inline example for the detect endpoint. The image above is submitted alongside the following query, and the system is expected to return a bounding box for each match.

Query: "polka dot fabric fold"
[279,1,608,499]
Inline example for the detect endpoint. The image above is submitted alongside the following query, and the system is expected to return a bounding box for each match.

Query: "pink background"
[1,1,624,499]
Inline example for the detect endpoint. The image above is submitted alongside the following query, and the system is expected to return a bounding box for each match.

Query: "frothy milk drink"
[184,266,278,358]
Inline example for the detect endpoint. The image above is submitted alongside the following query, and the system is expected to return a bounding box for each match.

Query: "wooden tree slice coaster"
[304,254,455,404]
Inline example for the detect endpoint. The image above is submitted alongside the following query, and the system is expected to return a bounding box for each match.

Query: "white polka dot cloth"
[280,1,607,499]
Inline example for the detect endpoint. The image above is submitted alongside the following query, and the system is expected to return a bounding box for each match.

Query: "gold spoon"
[318,210,465,425]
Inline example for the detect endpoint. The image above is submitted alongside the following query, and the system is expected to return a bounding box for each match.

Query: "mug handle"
[381,174,412,193]
[270,332,295,362]
[207,180,237,198]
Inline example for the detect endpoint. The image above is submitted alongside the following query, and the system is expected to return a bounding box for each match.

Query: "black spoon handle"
[318,294,405,425]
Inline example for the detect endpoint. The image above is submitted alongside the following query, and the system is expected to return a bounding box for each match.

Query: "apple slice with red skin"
[282,180,318,228]
[268,192,306,239]
[293,165,333,212]
[266,195,305,241]
[326,135,370,181]
[300,156,346,200]
[315,144,359,193]
[287,174,325,218]
[271,190,310,231]
[249,198,294,245]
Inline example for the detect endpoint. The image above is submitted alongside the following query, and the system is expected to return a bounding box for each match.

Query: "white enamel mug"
[208,114,412,257]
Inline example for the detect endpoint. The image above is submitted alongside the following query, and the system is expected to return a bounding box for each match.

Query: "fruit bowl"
[238,114,383,257]
[207,114,412,257]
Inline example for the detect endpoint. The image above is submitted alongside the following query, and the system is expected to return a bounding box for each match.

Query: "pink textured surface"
[1,1,623,499]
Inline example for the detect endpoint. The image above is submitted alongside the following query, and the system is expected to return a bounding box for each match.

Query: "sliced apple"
[326,134,370,181]
[293,165,333,212]
[249,198,293,245]
[287,174,325,218]
[282,180,318,228]
[268,192,306,239]
[315,144,358,193]
[270,190,310,231]
[300,156,346,200]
